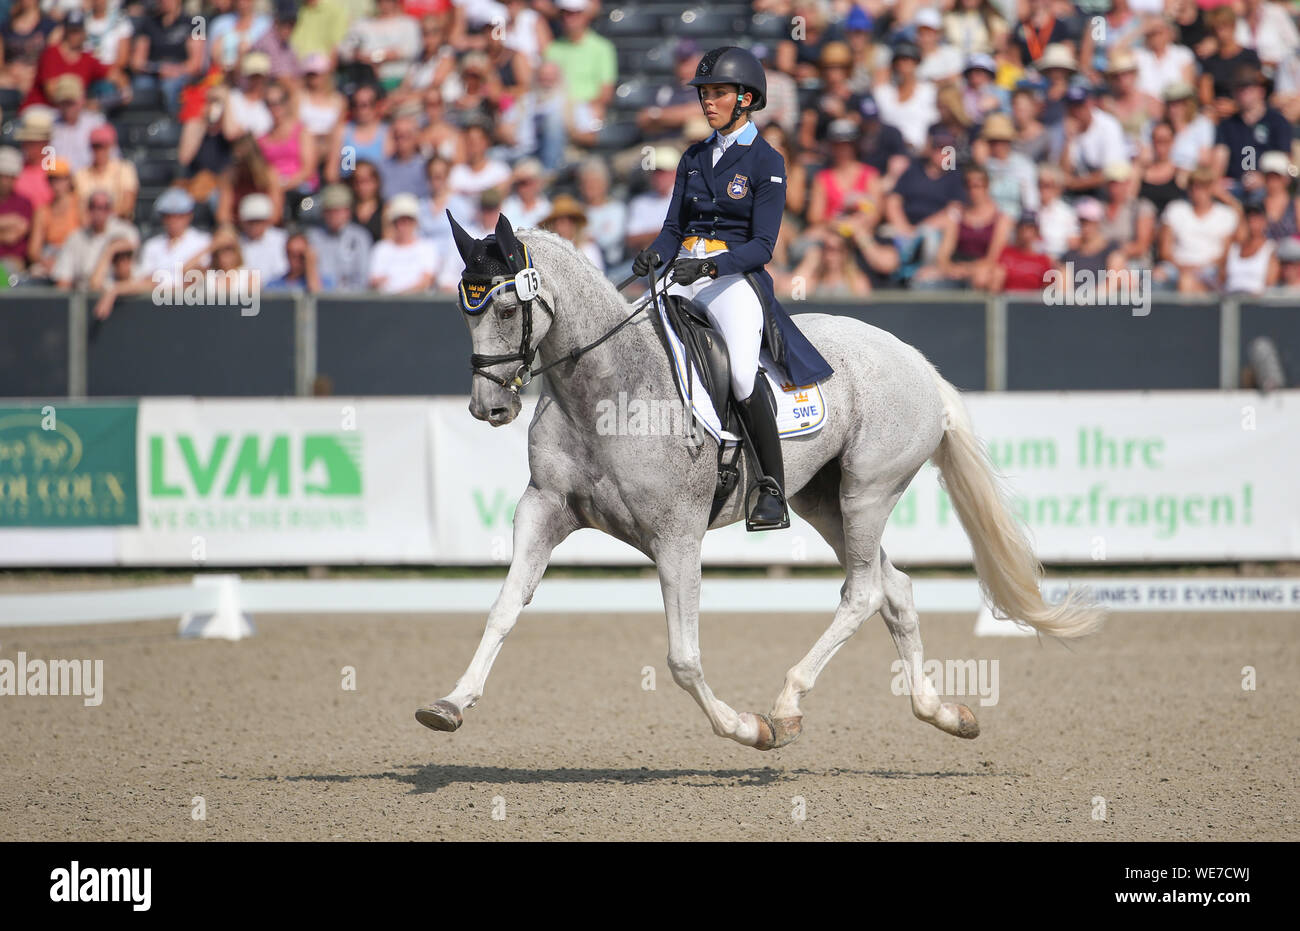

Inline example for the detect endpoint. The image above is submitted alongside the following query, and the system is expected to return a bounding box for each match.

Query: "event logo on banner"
[123,400,435,564]
[0,404,138,527]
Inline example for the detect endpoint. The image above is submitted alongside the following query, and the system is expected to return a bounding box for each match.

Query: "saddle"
[653,292,750,524]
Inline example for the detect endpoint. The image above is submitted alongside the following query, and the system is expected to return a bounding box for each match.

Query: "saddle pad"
[657,296,828,444]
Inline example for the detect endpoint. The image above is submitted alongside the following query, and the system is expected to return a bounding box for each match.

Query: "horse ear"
[447,209,477,264]
[495,212,522,270]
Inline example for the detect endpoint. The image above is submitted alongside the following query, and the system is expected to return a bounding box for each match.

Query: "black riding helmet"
[688,46,767,133]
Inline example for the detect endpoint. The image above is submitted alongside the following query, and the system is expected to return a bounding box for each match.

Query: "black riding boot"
[737,376,790,531]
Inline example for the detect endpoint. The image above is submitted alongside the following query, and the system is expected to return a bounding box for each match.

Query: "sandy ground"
[0,606,1296,841]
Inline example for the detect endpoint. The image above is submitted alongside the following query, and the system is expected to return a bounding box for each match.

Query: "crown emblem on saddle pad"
[727,173,749,199]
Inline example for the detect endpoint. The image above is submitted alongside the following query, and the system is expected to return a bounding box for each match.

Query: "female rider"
[632,45,833,531]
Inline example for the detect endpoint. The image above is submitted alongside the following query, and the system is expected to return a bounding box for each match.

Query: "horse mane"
[513,226,633,312]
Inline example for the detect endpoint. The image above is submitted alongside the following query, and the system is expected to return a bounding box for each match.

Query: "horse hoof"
[751,712,778,751]
[416,700,463,732]
[954,704,980,739]
[770,715,804,748]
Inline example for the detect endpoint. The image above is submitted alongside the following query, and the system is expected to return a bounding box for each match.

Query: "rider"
[632,45,834,531]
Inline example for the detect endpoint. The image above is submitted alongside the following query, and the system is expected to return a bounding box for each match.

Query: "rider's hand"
[632,247,661,277]
[671,257,717,285]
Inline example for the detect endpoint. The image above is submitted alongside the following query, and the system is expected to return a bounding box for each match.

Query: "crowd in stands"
[1,0,1299,310]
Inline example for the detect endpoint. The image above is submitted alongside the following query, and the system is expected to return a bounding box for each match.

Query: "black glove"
[632,248,661,277]
[671,257,717,285]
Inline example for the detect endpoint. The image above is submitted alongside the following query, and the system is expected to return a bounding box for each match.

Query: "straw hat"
[541,193,587,227]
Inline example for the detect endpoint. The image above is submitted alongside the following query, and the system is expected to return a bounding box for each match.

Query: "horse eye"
[500,304,516,319]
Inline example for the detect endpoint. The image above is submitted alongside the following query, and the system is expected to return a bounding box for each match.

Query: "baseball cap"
[1017,209,1039,226]
[303,53,330,74]
[0,147,21,177]
[242,52,272,76]
[1075,197,1103,222]
[827,118,860,142]
[964,53,996,76]
[45,157,71,178]
[914,7,942,30]
[1163,80,1195,102]
[156,187,195,215]
[1277,237,1300,263]
[1260,151,1293,176]
[1065,85,1091,105]
[90,124,117,146]
[387,192,420,220]
[846,5,873,31]
[556,0,587,11]
[239,193,274,222]
[653,145,680,170]
[859,94,879,119]
[64,10,85,29]
[892,40,921,62]
[1103,162,1133,182]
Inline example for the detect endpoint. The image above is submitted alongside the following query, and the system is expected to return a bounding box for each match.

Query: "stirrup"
[745,475,790,532]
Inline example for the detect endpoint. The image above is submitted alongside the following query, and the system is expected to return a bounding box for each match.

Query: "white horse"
[417,215,1101,751]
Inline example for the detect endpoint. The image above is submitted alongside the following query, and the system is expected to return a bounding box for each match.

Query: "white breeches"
[666,247,764,401]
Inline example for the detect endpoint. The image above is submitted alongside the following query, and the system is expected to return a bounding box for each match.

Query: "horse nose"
[488,406,511,424]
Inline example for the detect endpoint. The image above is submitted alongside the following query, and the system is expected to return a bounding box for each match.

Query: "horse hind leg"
[879,551,980,739]
[765,461,884,750]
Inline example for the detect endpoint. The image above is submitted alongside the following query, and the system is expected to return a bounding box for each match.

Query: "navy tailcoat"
[648,122,835,387]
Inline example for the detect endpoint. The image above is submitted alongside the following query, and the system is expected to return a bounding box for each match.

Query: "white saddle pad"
[657,296,828,444]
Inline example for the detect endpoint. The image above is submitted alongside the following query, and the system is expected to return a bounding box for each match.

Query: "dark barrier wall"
[1240,304,1300,384]
[814,301,987,390]
[0,297,70,397]
[1006,301,1220,390]
[317,298,472,395]
[87,296,296,396]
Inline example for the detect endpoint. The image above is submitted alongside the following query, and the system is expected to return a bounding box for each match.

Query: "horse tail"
[928,373,1103,639]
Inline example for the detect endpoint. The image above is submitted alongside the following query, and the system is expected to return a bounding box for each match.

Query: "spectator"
[252,1,305,86]
[807,118,878,230]
[446,51,500,130]
[341,0,420,92]
[416,155,475,252]
[992,210,1053,292]
[447,119,510,199]
[224,53,274,139]
[1011,83,1055,164]
[1135,15,1195,106]
[24,11,129,110]
[1135,122,1184,215]
[259,81,319,203]
[544,0,616,116]
[761,122,809,221]
[1259,151,1299,242]
[499,0,552,69]
[0,147,34,273]
[841,6,880,96]
[752,43,799,137]
[130,0,203,116]
[1011,0,1079,70]
[177,85,233,210]
[86,235,139,294]
[539,193,603,271]
[298,54,346,161]
[392,15,456,112]
[1062,85,1129,198]
[1270,237,1300,294]
[856,95,909,188]
[209,0,272,73]
[1103,49,1153,150]
[291,0,352,63]
[266,230,331,291]
[417,88,462,164]
[978,112,1038,217]
[875,41,937,152]
[28,157,79,276]
[1105,161,1157,270]
[13,108,53,209]
[349,158,384,241]
[884,128,969,270]
[638,39,702,144]
[1213,66,1290,190]
[0,0,58,98]
[913,165,1009,290]
[369,192,438,292]
[1164,80,1213,173]
[1035,164,1078,258]
[1060,197,1124,298]
[236,192,288,283]
[797,41,860,156]
[77,123,137,221]
[218,133,284,226]
[379,116,430,200]
[946,0,1009,59]
[308,183,372,291]
[1032,42,1077,128]
[1155,168,1239,292]
[930,83,977,165]
[49,74,104,173]
[625,145,676,255]
[500,157,550,229]
[85,0,133,75]
[961,53,1007,122]
[1221,199,1278,295]
[790,224,871,297]
[528,60,570,173]
[1199,6,1260,108]
[914,7,964,84]
[576,156,625,270]
[52,187,138,289]
[326,85,391,183]
[1089,0,1142,76]
[1235,0,1298,71]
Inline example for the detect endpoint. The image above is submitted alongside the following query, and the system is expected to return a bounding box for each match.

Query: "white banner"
[119,399,435,564]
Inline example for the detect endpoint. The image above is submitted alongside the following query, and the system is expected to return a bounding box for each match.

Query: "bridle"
[459,241,670,393]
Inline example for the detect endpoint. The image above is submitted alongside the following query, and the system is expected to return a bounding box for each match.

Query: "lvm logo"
[147,432,364,532]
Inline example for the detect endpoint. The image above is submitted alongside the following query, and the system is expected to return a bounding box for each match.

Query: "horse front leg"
[416,484,576,732]
[657,534,775,749]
